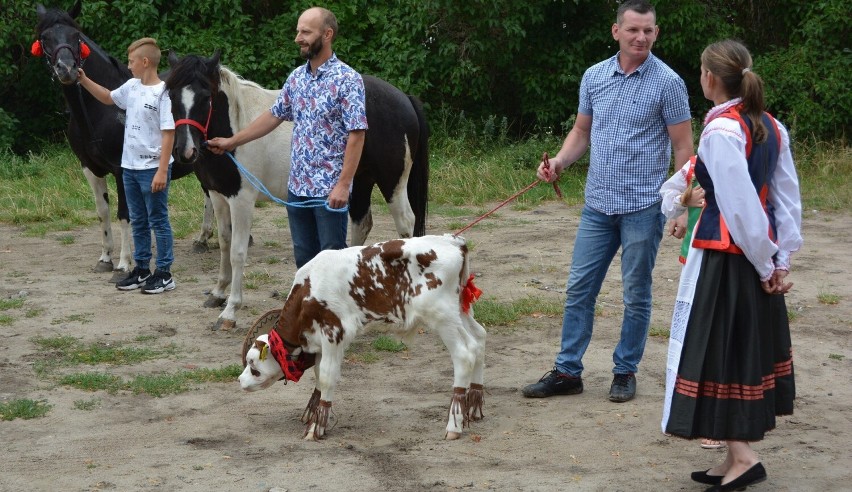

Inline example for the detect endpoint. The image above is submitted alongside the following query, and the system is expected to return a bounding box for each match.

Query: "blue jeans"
[286,191,348,268]
[123,167,173,271]
[555,204,665,377]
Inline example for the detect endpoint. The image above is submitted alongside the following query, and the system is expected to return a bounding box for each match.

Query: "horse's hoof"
[445,431,462,441]
[213,318,236,332]
[203,296,227,308]
[191,240,209,254]
[108,270,127,283]
[94,261,114,274]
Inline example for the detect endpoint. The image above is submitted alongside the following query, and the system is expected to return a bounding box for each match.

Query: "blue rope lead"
[212,145,348,213]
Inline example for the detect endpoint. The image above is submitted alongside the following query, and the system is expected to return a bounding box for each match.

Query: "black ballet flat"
[691,469,723,485]
[704,462,767,491]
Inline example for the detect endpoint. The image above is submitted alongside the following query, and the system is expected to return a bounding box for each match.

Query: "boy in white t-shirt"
[78,38,176,294]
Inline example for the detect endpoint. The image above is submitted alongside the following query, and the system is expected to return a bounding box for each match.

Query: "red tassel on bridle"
[30,39,89,59]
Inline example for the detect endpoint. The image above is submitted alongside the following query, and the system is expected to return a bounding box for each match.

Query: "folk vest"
[692,106,782,254]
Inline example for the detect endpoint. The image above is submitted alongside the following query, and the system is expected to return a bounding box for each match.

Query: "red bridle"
[174,97,213,142]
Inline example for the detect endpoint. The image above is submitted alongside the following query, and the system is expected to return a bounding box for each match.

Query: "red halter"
[174,97,213,141]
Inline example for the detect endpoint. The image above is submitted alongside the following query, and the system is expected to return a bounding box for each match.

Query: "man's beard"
[300,38,323,60]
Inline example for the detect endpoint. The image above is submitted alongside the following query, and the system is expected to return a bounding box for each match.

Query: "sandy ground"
[0,200,850,492]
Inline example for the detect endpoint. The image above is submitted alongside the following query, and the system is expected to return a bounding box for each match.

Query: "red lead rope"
[453,152,563,237]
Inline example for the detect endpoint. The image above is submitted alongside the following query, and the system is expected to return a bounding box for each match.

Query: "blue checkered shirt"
[271,54,368,197]
[579,52,691,214]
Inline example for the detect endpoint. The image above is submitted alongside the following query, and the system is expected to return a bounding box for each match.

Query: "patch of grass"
[32,335,78,350]
[828,353,844,361]
[60,365,243,397]
[50,313,94,325]
[128,374,192,397]
[244,270,274,290]
[787,310,799,322]
[184,365,243,383]
[817,291,840,305]
[0,298,24,310]
[73,398,102,411]
[347,351,380,364]
[0,399,53,421]
[796,141,852,211]
[25,308,44,318]
[473,296,563,326]
[57,234,75,245]
[372,335,407,352]
[31,336,177,368]
[60,372,124,392]
[648,326,670,338]
[0,314,14,325]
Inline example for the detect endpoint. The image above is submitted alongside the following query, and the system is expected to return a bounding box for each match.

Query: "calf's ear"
[254,340,269,361]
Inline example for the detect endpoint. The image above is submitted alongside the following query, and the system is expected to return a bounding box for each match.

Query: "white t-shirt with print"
[110,79,175,170]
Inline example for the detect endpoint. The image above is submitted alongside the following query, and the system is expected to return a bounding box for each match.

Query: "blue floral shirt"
[271,54,368,197]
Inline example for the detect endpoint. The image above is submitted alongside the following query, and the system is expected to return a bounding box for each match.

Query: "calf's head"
[239,334,284,391]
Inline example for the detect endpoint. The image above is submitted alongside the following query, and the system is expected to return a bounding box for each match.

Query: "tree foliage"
[1,0,848,154]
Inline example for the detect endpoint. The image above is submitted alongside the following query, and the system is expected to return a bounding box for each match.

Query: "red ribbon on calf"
[462,274,482,313]
[31,40,43,57]
[267,329,313,383]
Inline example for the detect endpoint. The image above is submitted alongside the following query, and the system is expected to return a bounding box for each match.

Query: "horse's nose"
[55,63,77,85]
[181,146,197,163]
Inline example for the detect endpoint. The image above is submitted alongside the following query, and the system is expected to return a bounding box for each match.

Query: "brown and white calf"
[239,234,486,440]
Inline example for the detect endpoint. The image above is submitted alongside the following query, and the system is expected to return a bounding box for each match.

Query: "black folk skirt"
[665,251,795,441]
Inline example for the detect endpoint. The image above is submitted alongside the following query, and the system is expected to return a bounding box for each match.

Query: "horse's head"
[165,50,222,165]
[35,1,88,85]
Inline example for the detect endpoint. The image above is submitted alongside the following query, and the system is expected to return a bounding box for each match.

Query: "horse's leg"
[379,142,416,239]
[82,167,129,277]
[192,188,215,253]
[205,192,231,315]
[215,190,256,331]
[348,175,374,246]
[112,168,133,278]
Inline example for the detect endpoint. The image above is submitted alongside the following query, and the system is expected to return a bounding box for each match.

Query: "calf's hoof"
[445,431,462,441]
[95,260,115,274]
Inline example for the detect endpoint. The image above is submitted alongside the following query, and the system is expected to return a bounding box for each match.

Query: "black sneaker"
[521,368,583,398]
[608,373,636,402]
[115,266,151,291]
[141,269,176,294]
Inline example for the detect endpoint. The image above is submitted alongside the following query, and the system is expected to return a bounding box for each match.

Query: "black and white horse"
[34,1,214,279]
[165,51,429,330]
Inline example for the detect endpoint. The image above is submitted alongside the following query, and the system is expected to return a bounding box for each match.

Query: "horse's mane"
[36,8,81,34]
[166,57,271,104]
[219,66,267,94]
[164,55,221,94]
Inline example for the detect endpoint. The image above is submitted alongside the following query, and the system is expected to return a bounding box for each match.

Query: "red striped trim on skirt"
[674,357,793,401]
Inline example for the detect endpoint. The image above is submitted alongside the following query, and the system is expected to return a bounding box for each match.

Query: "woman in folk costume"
[661,39,802,491]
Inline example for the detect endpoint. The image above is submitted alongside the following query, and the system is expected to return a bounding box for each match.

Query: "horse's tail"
[407,95,429,237]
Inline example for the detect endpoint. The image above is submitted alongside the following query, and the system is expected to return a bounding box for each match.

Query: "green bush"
[1,0,847,155]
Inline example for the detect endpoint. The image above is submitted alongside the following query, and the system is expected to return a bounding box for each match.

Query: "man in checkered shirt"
[522,0,693,403]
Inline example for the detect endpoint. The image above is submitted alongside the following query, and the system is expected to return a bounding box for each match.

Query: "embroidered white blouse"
[696,98,803,281]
